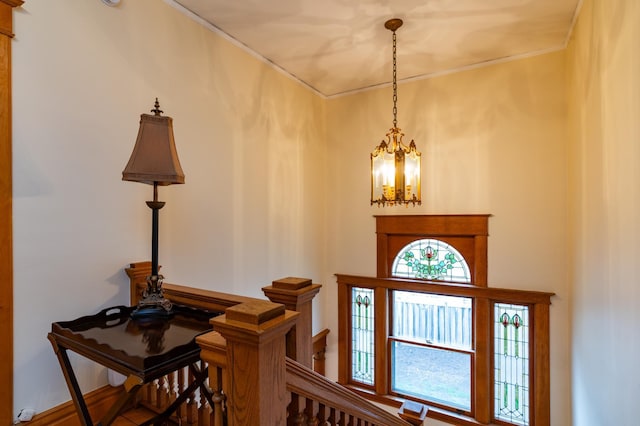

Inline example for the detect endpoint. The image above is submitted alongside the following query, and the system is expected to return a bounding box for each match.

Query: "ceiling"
[170,0,581,98]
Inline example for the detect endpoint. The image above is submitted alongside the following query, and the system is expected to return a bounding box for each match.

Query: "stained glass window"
[391,239,471,283]
[494,303,530,426]
[351,287,375,386]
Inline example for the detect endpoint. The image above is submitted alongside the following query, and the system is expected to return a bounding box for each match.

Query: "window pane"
[392,341,471,410]
[494,303,530,426]
[392,291,472,350]
[351,287,375,385]
[391,238,471,282]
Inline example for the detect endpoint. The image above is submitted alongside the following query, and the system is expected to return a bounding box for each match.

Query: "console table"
[48,305,221,426]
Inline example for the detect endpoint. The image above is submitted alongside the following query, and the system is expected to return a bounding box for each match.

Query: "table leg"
[48,334,94,426]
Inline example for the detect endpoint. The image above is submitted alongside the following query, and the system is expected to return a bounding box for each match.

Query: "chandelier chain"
[392,30,398,128]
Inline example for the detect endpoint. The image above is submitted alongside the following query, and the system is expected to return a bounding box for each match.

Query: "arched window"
[391,238,471,283]
[338,215,552,425]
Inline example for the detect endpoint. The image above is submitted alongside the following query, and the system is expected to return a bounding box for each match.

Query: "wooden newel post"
[210,300,299,426]
[262,277,321,368]
[125,261,153,305]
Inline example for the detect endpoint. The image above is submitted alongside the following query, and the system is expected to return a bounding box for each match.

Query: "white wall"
[325,52,571,425]
[567,0,640,425]
[12,0,326,416]
[16,1,636,425]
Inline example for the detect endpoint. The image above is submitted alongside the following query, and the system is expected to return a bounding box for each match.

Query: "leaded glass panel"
[351,287,375,386]
[494,303,530,426]
[391,239,471,282]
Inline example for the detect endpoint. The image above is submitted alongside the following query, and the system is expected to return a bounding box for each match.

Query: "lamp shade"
[371,128,421,206]
[122,104,185,186]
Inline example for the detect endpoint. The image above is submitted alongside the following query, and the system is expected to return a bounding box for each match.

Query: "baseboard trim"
[18,385,123,426]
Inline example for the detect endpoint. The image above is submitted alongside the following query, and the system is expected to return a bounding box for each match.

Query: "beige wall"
[14,0,639,424]
[325,51,571,425]
[12,0,326,415]
[567,0,640,425]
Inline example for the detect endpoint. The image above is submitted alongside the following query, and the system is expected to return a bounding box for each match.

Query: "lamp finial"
[151,98,163,116]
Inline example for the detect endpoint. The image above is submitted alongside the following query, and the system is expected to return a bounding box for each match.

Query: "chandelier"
[371,18,421,207]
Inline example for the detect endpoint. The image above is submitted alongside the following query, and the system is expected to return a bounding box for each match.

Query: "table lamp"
[123,98,184,319]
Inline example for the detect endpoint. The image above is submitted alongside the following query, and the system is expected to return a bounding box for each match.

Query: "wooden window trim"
[337,214,552,425]
[0,2,23,424]
[375,215,489,286]
[336,274,553,426]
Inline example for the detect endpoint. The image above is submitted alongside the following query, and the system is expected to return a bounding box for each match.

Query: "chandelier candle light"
[371,18,421,207]
[123,98,185,319]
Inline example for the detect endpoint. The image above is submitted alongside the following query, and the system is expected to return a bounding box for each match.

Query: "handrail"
[199,334,422,426]
[312,328,330,376]
[127,263,424,425]
[126,261,260,311]
[286,358,417,425]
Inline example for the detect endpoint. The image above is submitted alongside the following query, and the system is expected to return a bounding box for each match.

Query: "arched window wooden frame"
[337,214,552,425]
[375,215,489,286]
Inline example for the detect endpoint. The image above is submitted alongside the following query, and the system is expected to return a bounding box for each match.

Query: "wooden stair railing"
[127,261,329,372]
[286,358,426,426]
[198,304,426,426]
[125,262,330,425]
[134,360,221,425]
[312,328,330,376]
[126,262,420,425]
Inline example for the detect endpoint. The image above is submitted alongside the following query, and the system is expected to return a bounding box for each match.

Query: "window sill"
[343,383,495,426]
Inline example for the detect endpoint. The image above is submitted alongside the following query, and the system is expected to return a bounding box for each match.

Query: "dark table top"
[50,304,222,381]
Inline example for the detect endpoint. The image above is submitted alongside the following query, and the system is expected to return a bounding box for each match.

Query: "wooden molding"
[336,274,553,426]
[126,261,260,311]
[211,302,299,425]
[0,1,21,424]
[0,0,24,7]
[0,1,22,37]
[16,385,124,426]
[263,278,322,367]
[374,214,490,286]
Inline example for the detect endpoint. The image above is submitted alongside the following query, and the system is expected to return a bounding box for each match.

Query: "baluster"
[175,365,187,423]
[185,367,198,425]
[330,408,340,426]
[316,403,327,426]
[326,407,337,426]
[288,392,307,425]
[198,363,211,426]
[145,380,158,407]
[139,382,151,408]
[168,371,178,412]
[305,398,319,426]
[209,406,216,426]
[211,365,226,426]
[156,375,168,410]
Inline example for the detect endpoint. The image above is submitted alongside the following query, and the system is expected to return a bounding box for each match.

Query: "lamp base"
[131,304,174,321]
[131,274,174,321]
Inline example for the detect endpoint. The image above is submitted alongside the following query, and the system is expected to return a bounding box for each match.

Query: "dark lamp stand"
[131,182,173,320]
[122,99,185,320]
